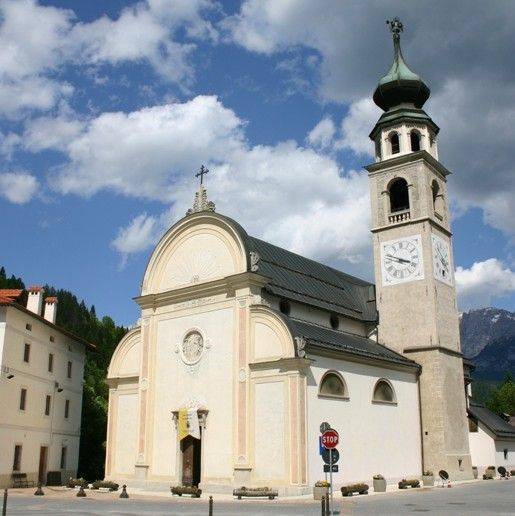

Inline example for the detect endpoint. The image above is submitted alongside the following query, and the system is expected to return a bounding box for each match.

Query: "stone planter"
[472,467,478,479]
[313,486,330,500]
[422,475,434,487]
[373,478,386,492]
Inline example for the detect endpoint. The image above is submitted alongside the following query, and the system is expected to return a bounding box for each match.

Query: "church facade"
[105,19,473,493]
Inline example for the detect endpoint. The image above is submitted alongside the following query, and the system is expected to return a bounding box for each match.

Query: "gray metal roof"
[274,311,418,369]
[246,236,378,323]
[468,401,515,440]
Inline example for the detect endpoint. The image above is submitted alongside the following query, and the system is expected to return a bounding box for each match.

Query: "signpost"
[320,425,340,515]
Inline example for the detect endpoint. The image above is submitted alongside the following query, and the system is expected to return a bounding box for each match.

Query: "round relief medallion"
[181,330,204,365]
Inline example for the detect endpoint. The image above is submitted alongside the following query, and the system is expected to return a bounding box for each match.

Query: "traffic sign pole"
[329,448,333,515]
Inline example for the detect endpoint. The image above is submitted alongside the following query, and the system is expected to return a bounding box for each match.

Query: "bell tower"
[365,18,472,479]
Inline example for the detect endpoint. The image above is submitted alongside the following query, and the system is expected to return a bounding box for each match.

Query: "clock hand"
[386,254,411,264]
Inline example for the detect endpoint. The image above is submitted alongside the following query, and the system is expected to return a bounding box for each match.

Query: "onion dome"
[373,18,430,111]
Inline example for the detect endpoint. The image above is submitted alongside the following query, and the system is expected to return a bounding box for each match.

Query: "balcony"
[388,209,411,224]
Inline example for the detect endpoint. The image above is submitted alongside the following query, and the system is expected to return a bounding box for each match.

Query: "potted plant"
[313,480,330,500]
[422,471,434,486]
[373,474,386,492]
[483,466,496,480]
[472,466,478,479]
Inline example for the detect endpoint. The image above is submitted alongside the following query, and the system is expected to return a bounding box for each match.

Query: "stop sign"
[321,429,339,449]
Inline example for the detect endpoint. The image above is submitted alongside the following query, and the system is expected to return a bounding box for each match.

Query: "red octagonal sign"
[321,429,339,449]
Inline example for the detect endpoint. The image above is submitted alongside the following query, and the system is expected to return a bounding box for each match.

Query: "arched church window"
[410,130,421,151]
[319,371,348,399]
[390,132,400,154]
[431,180,439,207]
[372,379,396,403]
[279,298,291,316]
[388,178,409,213]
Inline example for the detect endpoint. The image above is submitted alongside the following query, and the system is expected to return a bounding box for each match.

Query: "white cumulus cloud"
[456,258,515,310]
[0,171,39,204]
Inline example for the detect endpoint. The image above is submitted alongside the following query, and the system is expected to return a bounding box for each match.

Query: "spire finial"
[386,17,403,40]
[187,165,216,216]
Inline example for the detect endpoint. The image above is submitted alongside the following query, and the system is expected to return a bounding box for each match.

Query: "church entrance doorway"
[181,435,201,486]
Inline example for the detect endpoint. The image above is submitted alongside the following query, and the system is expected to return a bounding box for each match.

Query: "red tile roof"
[45,296,58,303]
[0,298,96,350]
[28,286,44,292]
[0,289,23,299]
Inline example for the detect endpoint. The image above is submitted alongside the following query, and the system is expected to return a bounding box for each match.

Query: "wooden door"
[38,446,48,485]
[181,436,201,486]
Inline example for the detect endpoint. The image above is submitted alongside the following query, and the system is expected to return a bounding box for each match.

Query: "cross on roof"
[195,165,209,185]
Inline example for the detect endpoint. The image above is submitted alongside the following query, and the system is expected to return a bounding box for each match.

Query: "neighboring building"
[0,287,94,488]
[105,18,473,494]
[464,360,515,473]
[468,402,515,473]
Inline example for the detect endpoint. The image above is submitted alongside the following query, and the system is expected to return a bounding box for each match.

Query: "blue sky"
[1,0,514,326]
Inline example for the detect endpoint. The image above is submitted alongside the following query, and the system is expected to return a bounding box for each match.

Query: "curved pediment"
[108,327,141,379]
[141,213,249,295]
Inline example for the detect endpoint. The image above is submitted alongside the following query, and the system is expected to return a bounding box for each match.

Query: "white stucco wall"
[113,393,138,475]
[150,305,235,482]
[0,306,86,487]
[253,380,286,480]
[307,355,422,486]
[469,422,515,472]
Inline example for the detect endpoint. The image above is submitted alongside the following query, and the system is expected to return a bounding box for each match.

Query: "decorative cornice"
[371,215,452,237]
[307,343,421,374]
[403,345,463,359]
[365,150,450,178]
[249,357,313,372]
[134,272,270,309]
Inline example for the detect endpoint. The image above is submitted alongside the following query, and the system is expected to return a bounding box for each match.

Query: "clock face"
[381,235,424,286]
[432,234,453,285]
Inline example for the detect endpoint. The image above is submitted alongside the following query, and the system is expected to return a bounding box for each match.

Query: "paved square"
[3,480,515,515]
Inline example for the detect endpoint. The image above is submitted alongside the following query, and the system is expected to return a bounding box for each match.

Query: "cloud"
[111,212,161,266]
[67,94,371,270]
[50,96,244,200]
[226,1,515,241]
[456,258,515,310]
[0,0,217,117]
[0,171,39,204]
[336,97,380,156]
[306,117,335,150]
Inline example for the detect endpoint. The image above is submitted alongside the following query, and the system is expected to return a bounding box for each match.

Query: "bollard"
[34,483,44,496]
[76,485,86,497]
[3,489,7,516]
[209,495,213,516]
[325,492,330,515]
[120,485,129,499]
[321,495,326,516]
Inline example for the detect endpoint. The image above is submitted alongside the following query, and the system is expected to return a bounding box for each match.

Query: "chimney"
[26,286,44,315]
[44,297,58,324]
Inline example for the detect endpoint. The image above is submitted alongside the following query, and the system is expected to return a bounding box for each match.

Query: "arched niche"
[141,213,248,295]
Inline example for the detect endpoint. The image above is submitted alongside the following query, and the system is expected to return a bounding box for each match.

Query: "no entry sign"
[321,429,339,449]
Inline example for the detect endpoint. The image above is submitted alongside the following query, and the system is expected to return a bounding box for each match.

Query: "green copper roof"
[373,18,430,111]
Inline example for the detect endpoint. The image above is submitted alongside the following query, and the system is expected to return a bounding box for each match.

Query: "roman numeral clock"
[380,235,423,285]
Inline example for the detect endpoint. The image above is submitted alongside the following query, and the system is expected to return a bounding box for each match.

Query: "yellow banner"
[178,408,189,441]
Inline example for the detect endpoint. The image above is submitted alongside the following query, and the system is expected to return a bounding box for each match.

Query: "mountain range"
[460,307,515,380]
